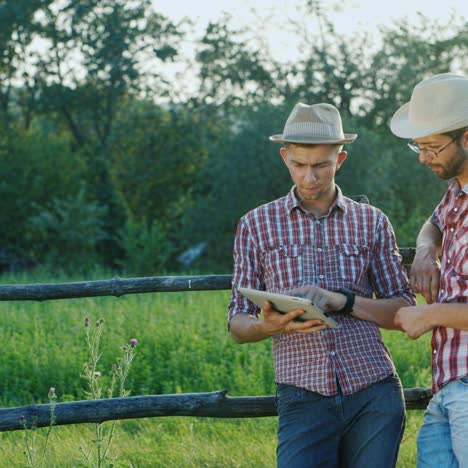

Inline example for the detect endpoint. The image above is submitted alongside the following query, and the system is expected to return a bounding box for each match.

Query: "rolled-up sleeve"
[369,212,416,305]
[228,216,264,322]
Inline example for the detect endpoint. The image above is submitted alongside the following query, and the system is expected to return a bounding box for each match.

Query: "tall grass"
[0,271,432,466]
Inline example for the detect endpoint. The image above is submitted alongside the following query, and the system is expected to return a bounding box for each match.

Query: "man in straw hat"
[390,73,468,466]
[228,102,415,467]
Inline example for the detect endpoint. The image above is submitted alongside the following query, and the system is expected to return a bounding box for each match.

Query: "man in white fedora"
[228,102,415,467]
[390,73,468,466]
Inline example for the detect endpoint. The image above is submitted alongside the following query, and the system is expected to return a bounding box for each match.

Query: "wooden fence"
[0,246,433,433]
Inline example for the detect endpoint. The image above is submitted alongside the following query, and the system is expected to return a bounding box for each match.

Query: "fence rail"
[1,387,432,432]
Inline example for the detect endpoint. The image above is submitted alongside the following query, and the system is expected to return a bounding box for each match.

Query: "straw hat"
[390,73,468,139]
[269,102,357,145]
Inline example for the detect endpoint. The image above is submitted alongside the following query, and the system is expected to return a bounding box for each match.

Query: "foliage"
[79,317,138,467]
[21,387,57,468]
[108,101,210,223]
[0,130,88,264]
[196,16,279,106]
[0,1,467,270]
[28,187,108,272]
[117,217,175,276]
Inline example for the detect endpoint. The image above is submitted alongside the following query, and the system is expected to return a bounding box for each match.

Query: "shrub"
[117,217,174,276]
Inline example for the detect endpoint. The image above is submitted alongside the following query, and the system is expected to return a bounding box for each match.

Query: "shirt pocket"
[263,244,304,291]
[336,244,371,287]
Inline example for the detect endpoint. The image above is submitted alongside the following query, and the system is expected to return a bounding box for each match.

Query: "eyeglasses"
[407,137,456,159]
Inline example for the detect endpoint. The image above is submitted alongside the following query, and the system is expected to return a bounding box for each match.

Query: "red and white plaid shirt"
[431,179,468,393]
[229,186,415,396]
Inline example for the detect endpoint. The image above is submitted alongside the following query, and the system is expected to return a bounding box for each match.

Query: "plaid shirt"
[229,186,415,396]
[430,179,468,393]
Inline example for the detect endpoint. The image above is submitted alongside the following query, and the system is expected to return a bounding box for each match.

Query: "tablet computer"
[237,287,339,329]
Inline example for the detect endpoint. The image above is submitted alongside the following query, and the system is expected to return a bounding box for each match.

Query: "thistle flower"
[84,317,90,327]
[129,338,138,348]
[48,387,57,400]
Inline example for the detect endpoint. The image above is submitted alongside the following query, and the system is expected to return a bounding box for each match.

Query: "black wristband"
[336,288,356,315]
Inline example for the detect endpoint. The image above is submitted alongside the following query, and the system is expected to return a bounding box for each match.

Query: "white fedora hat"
[390,73,468,139]
[270,102,357,145]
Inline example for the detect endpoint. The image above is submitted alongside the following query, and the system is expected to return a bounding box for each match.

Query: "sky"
[154,0,466,62]
[155,0,465,31]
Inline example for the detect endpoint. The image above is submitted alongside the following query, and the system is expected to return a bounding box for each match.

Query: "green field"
[0,272,431,466]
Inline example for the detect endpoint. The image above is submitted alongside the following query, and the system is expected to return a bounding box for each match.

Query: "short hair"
[283,142,344,153]
[443,126,468,140]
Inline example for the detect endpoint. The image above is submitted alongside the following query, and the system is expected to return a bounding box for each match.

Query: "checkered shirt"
[228,186,415,396]
[430,179,468,393]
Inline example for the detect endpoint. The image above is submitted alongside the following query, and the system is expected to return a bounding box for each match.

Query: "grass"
[0,271,432,466]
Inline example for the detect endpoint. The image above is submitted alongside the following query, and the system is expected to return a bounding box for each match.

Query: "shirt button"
[450,227,454,232]
[441,289,445,294]
[454,207,458,212]
[330,351,336,356]
[319,275,324,279]
[317,248,322,252]
[447,259,451,264]
[353,250,359,255]
[433,350,437,354]
[316,220,321,224]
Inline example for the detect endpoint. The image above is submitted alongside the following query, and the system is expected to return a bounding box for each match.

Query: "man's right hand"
[410,245,441,304]
[229,301,326,343]
[261,300,327,335]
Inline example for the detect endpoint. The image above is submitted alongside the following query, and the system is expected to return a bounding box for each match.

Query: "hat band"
[284,122,345,140]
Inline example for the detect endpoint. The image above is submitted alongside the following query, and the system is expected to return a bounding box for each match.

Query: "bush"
[117,217,175,276]
[28,187,108,272]
[0,130,89,262]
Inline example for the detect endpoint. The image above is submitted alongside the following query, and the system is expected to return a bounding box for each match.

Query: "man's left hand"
[288,285,346,314]
[394,305,435,339]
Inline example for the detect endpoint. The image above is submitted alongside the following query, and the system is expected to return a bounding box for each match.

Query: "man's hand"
[410,246,441,304]
[411,220,442,304]
[261,301,327,335]
[229,301,326,344]
[394,305,436,339]
[287,285,346,313]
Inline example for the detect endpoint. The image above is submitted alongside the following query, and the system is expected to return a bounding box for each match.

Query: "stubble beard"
[430,145,467,180]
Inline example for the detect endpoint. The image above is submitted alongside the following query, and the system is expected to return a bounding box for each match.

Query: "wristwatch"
[336,288,356,315]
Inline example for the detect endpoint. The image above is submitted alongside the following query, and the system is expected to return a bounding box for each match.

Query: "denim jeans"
[417,376,468,468]
[276,374,405,468]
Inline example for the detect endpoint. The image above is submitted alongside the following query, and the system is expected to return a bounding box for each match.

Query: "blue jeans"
[417,376,468,467]
[276,374,405,468]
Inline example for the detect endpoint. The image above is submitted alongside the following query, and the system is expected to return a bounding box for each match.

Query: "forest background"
[1,0,467,276]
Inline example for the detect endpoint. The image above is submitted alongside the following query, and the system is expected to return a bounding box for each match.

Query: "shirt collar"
[448,178,468,196]
[285,185,347,215]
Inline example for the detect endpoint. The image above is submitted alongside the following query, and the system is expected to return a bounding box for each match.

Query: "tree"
[196,16,280,107]
[0,0,54,132]
[35,0,183,150]
[360,15,468,128]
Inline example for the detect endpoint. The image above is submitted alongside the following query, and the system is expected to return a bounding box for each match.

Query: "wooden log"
[0,275,233,301]
[0,387,432,432]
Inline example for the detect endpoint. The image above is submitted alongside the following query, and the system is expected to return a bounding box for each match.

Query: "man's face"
[413,132,468,180]
[280,144,347,209]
